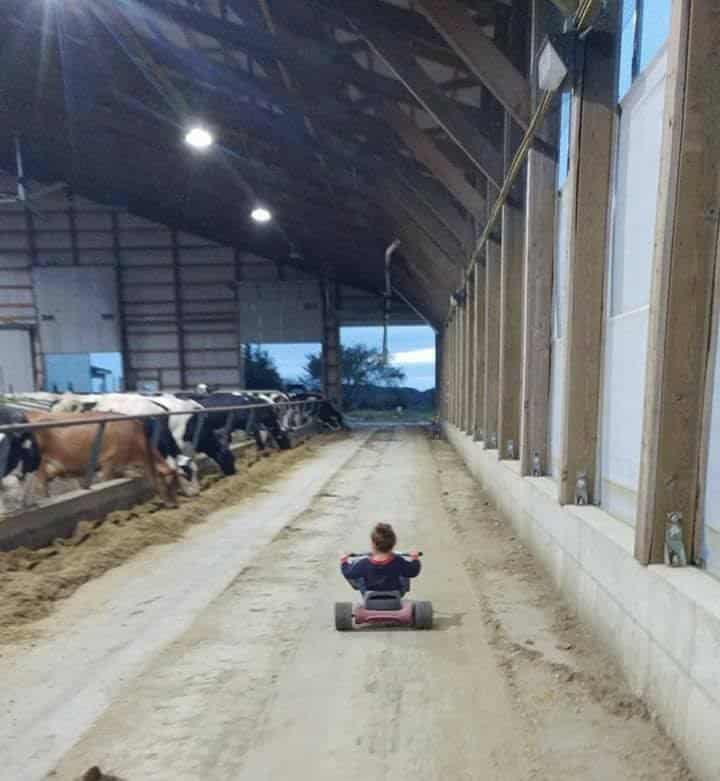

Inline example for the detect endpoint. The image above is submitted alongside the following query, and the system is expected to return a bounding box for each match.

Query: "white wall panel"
[703,306,720,579]
[599,50,666,525]
[600,309,649,523]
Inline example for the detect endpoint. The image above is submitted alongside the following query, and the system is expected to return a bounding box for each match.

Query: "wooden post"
[322,278,342,408]
[519,0,561,476]
[473,260,486,440]
[559,22,618,504]
[454,312,461,426]
[448,315,455,423]
[635,0,720,564]
[464,275,475,432]
[171,229,187,391]
[484,182,502,450]
[458,295,466,430]
[435,330,442,414]
[498,116,525,460]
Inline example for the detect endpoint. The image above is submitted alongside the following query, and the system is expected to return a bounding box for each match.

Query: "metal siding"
[0,330,34,392]
[238,280,323,343]
[33,266,121,353]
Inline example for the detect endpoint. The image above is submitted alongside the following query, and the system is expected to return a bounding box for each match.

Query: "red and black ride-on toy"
[334,552,433,631]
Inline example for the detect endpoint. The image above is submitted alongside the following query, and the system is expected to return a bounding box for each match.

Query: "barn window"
[617,0,671,101]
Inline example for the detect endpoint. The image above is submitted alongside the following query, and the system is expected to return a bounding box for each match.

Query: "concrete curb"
[0,440,255,553]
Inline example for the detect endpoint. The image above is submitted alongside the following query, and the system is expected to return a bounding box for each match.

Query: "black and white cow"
[0,406,41,480]
[182,391,291,475]
[286,389,347,431]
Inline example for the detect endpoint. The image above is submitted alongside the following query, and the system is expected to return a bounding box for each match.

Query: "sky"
[264,325,437,390]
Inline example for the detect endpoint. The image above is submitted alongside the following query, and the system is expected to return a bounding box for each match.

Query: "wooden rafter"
[416,0,531,129]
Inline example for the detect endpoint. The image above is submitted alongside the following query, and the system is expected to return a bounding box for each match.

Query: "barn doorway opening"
[339,325,436,418]
[45,351,124,393]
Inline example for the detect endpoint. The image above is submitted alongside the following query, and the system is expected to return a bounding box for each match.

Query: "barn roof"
[0,0,545,328]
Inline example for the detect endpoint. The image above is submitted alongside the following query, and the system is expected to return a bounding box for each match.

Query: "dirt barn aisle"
[2,429,689,780]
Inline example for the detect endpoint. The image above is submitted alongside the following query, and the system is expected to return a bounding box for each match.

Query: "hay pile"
[0,435,344,643]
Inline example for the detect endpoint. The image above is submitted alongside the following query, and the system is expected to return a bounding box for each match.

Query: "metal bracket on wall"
[531,451,542,477]
[665,512,688,567]
[574,472,589,505]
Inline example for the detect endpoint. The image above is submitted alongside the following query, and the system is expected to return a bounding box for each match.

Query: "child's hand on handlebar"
[339,551,349,562]
[409,549,420,560]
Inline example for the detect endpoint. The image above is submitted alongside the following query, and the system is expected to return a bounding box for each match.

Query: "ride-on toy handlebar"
[346,551,423,558]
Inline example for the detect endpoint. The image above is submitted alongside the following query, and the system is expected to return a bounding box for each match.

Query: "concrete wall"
[445,423,720,781]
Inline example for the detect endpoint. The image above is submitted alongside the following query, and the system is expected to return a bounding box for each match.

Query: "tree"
[303,344,405,402]
[244,345,283,390]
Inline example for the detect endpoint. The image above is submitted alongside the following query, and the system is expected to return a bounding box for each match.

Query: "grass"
[345,408,435,423]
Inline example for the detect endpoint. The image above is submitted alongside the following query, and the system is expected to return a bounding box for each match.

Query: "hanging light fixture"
[184,126,214,150]
[251,206,272,224]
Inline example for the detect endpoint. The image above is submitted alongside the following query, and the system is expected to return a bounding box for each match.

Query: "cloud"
[391,347,435,365]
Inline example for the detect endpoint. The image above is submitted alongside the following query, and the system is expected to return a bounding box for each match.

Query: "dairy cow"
[0,406,41,479]
[286,389,347,430]
[23,411,179,506]
[52,393,201,496]
[182,391,291,475]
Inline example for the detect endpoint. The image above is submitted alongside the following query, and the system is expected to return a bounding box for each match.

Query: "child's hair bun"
[372,522,397,553]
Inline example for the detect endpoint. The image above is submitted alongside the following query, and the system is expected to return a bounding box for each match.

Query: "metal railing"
[0,398,323,489]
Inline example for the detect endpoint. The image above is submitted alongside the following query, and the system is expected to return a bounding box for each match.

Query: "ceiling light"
[251,206,272,224]
[184,126,214,150]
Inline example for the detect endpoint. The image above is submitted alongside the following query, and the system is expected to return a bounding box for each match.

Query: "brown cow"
[24,411,179,506]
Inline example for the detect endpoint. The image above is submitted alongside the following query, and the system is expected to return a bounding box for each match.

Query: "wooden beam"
[519,0,561,477]
[636,0,720,564]
[484,183,501,449]
[549,0,579,17]
[459,294,466,429]
[498,126,525,459]
[383,101,487,216]
[170,229,187,390]
[350,24,504,187]
[453,307,462,428]
[472,260,486,439]
[396,170,475,254]
[464,274,475,431]
[381,181,467,264]
[435,330,442,410]
[448,315,456,423]
[417,0,531,129]
[559,24,618,505]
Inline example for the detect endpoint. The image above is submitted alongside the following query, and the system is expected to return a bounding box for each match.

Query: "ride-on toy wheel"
[335,602,354,631]
[413,600,433,629]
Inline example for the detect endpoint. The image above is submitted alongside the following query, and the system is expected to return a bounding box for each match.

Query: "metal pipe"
[0,399,315,436]
[444,0,598,327]
[14,136,26,203]
[383,239,401,361]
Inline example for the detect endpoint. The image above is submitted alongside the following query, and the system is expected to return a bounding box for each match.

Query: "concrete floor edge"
[444,422,720,781]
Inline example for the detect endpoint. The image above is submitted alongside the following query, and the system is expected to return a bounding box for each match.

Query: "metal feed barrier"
[0,398,323,488]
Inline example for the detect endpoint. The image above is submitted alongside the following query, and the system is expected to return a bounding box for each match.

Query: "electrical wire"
[446,0,599,323]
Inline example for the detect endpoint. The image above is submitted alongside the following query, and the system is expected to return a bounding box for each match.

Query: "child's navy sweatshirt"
[341,554,421,592]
